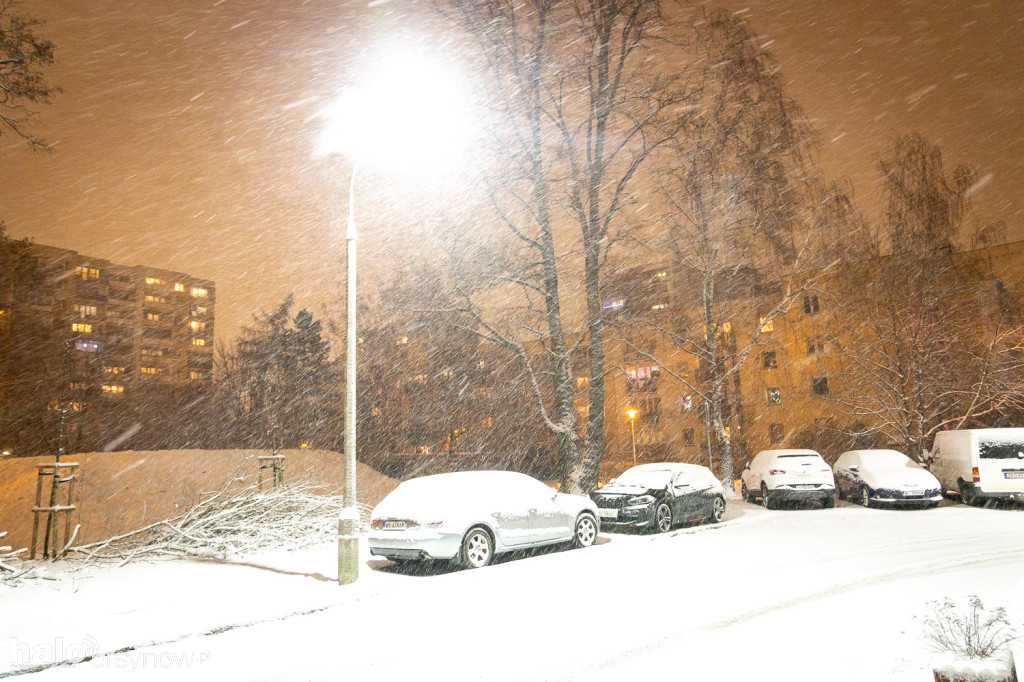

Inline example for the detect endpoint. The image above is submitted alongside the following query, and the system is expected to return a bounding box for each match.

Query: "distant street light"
[625,408,638,465]
[315,47,474,586]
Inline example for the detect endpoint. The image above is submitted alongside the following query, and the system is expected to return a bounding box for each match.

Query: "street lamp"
[315,47,475,586]
[625,408,638,465]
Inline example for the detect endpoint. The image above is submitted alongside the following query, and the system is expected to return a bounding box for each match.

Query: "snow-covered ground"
[3,500,1023,681]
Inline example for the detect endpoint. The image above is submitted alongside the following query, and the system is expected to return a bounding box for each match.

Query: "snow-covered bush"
[923,596,1017,659]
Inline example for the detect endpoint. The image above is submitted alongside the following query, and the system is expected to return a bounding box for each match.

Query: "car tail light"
[371,518,383,530]
[972,467,980,483]
[768,469,786,475]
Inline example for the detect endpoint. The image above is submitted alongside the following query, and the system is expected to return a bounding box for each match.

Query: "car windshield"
[979,439,1024,460]
[614,468,673,488]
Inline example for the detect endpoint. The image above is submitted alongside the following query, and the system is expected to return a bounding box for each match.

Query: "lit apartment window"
[679,395,692,412]
[174,283,185,292]
[478,360,486,369]
[141,348,164,357]
[762,350,778,370]
[145,295,166,303]
[576,376,589,388]
[71,322,92,333]
[812,377,830,396]
[75,340,101,352]
[146,277,166,286]
[192,338,206,346]
[651,303,668,311]
[654,271,667,278]
[146,313,160,321]
[602,297,625,310]
[803,294,820,315]
[190,320,206,331]
[141,367,163,375]
[766,387,782,405]
[74,304,97,317]
[189,370,204,380]
[76,266,99,280]
[759,316,774,332]
[190,287,208,297]
[482,416,493,428]
[193,306,207,315]
[397,336,409,345]
[101,384,124,394]
[68,382,81,390]
[371,406,383,417]
[440,369,453,379]
[104,366,124,374]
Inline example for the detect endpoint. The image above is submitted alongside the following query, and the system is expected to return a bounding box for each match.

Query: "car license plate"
[598,509,618,520]
[1005,471,1024,479]
[383,520,407,530]
[905,490,924,496]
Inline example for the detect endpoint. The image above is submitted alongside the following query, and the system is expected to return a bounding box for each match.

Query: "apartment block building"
[598,239,1024,479]
[26,243,215,390]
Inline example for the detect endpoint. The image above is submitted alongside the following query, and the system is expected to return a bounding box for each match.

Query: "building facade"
[27,243,216,390]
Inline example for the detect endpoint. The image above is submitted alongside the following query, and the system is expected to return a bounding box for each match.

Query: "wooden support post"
[29,464,79,560]
[257,455,285,491]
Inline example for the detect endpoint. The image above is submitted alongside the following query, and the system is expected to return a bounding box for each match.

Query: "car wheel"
[459,527,494,569]
[710,496,726,523]
[655,503,673,533]
[958,480,979,507]
[761,484,774,510]
[836,485,844,502]
[741,481,753,503]
[572,513,598,548]
[860,485,872,508]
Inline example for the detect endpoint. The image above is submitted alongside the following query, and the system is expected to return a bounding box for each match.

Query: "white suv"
[741,449,836,509]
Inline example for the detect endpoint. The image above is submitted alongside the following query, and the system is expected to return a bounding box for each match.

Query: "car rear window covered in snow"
[979,439,1024,460]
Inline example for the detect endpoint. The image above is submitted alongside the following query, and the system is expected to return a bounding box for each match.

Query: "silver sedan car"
[369,470,600,569]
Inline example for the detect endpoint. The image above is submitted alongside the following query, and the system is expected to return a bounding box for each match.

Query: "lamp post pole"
[338,161,360,585]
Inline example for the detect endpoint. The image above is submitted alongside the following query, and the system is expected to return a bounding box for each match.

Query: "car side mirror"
[849,465,859,473]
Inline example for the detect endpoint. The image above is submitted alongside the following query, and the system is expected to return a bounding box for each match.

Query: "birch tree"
[827,134,1024,457]
[438,0,690,492]
[617,8,820,486]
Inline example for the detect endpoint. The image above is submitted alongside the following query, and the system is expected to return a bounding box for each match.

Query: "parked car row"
[367,429,1024,571]
[741,428,1024,511]
[368,462,728,569]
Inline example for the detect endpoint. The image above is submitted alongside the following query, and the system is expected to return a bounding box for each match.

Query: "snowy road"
[4,500,1024,681]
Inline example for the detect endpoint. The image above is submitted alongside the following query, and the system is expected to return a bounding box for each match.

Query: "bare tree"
[614,8,821,486]
[0,0,57,149]
[438,0,690,492]
[826,134,1024,458]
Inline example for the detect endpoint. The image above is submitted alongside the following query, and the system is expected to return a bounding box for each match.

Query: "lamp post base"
[337,511,360,585]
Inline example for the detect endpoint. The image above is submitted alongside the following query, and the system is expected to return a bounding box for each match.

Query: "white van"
[927,428,1024,505]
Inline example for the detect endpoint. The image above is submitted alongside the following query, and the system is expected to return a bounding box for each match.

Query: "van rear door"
[977,432,1024,493]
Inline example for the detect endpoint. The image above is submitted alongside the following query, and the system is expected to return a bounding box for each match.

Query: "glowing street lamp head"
[315,47,476,177]
[626,408,638,420]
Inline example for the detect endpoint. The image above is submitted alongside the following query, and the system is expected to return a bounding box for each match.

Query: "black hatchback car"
[590,463,726,533]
